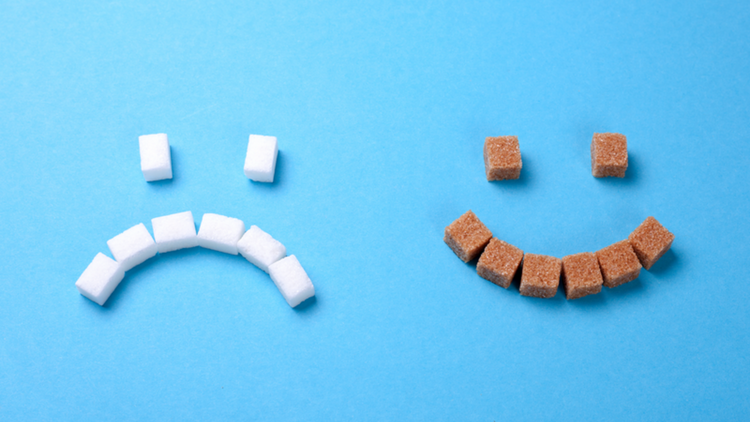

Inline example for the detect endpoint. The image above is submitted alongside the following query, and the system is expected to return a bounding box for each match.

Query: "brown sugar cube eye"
[591,132,628,178]
[519,253,561,299]
[628,216,675,270]
[562,252,603,300]
[484,136,522,181]
[477,238,524,289]
[444,210,492,263]
[595,240,642,288]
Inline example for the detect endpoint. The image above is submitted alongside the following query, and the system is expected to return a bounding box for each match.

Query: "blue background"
[1,0,749,420]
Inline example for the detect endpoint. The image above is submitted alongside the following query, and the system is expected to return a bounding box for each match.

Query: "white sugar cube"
[244,134,278,182]
[237,225,286,273]
[107,223,158,271]
[151,211,198,253]
[197,213,245,255]
[139,133,172,182]
[268,255,315,308]
[75,253,125,306]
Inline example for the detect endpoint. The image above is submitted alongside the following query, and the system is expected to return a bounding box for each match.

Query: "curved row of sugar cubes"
[444,211,674,300]
[75,212,315,308]
[139,133,279,183]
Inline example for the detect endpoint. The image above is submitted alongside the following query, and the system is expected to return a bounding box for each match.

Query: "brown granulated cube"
[595,240,642,288]
[484,136,522,181]
[562,252,603,300]
[591,133,628,178]
[477,238,524,289]
[628,216,675,270]
[519,253,561,299]
[444,210,492,263]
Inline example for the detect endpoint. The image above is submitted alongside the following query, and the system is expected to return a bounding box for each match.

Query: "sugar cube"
[139,133,172,182]
[197,213,245,255]
[244,134,278,183]
[268,255,315,308]
[444,210,492,262]
[484,136,522,181]
[107,223,158,271]
[519,253,561,298]
[595,240,642,288]
[151,211,198,254]
[477,238,524,289]
[237,225,287,273]
[75,253,125,306]
[562,252,603,300]
[628,216,675,270]
[591,132,628,178]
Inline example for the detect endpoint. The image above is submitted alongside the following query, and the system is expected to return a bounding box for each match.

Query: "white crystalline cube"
[151,211,198,253]
[197,213,245,255]
[237,225,286,273]
[107,223,159,271]
[75,253,125,306]
[244,134,278,182]
[139,133,173,182]
[268,255,315,308]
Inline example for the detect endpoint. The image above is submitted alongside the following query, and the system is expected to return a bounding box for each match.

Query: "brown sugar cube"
[444,210,492,263]
[595,240,642,288]
[484,136,522,181]
[628,216,675,270]
[477,238,524,289]
[562,252,603,300]
[591,132,628,178]
[519,253,561,298]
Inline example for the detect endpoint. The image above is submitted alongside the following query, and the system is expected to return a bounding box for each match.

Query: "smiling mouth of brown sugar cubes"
[444,211,674,300]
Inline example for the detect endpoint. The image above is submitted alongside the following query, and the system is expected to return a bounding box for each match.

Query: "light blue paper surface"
[1,1,749,420]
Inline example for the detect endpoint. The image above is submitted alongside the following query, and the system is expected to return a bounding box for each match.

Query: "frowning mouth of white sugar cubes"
[75,253,125,306]
[237,225,287,273]
[151,211,198,253]
[244,134,278,183]
[268,255,315,308]
[138,133,172,182]
[196,213,246,255]
[76,212,315,308]
[107,223,158,271]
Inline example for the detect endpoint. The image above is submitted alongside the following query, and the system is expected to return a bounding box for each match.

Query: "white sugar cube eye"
[75,253,125,306]
[151,211,198,253]
[197,213,245,255]
[237,225,286,273]
[244,134,278,183]
[268,255,315,308]
[107,223,158,271]
[139,133,172,182]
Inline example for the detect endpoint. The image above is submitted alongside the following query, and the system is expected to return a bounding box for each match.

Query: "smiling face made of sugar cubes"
[443,133,674,302]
